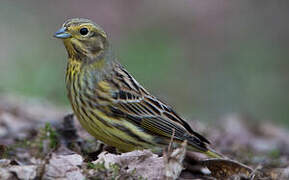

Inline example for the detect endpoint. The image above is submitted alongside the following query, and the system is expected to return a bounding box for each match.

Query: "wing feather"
[97,62,210,151]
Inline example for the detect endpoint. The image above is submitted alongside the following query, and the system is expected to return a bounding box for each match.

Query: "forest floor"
[0,94,288,180]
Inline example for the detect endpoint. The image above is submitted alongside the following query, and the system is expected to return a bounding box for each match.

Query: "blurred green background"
[0,0,288,126]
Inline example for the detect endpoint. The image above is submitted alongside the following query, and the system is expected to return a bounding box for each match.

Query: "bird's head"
[54,18,108,61]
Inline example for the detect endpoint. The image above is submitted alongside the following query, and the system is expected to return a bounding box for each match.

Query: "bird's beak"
[54,27,72,39]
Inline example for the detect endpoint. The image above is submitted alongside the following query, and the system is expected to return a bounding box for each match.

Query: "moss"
[268,149,281,159]
[44,123,59,149]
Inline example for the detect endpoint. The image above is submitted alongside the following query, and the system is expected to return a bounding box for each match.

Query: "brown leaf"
[199,159,253,179]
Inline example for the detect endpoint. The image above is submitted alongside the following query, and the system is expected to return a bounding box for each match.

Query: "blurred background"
[0,0,288,127]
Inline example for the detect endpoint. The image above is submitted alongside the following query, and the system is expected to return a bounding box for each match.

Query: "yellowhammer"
[54,18,221,158]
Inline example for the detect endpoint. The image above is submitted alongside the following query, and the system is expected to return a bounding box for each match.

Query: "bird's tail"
[204,147,224,158]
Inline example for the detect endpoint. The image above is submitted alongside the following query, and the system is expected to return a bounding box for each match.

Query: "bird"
[54,18,221,158]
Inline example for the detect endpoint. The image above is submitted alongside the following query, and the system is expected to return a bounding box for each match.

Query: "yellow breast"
[65,59,155,152]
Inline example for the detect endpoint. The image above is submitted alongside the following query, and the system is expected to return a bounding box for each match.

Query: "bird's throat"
[63,39,104,62]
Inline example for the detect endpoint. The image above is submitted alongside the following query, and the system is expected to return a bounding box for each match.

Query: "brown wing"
[103,62,210,150]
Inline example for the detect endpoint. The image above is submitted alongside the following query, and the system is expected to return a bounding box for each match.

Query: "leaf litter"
[0,94,288,180]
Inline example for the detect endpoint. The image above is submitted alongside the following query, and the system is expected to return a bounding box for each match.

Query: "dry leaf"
[200,159,253,179]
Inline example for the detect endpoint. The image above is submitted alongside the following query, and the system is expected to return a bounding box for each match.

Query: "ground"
[0,94,288,180]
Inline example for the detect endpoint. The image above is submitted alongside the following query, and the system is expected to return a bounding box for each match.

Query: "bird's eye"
[79,28,89,35]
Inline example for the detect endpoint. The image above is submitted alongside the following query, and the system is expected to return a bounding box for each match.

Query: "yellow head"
[54,18,108,61]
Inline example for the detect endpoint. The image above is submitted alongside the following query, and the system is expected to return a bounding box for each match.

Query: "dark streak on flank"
[77,73,82,92]
[113,124,152,145]
[89,110,113,127]
[79,94,87,107]
[80,106,88,117]
[110,133,138,147]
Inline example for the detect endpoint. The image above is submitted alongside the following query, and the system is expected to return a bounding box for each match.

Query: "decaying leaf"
[9,165,37,180]
[91,150,165,179]
[199,158,253,179]
[163,140,187,180]
[0,95,288,179]
[252,166,289,180]
[42,152,84,180]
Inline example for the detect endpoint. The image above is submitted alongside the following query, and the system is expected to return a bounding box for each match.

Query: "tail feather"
[205,148,224,158]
